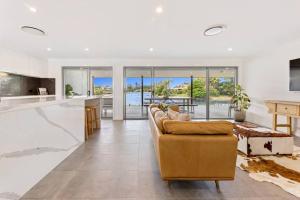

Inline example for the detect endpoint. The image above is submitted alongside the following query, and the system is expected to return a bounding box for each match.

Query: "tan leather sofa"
[148,105,237,186]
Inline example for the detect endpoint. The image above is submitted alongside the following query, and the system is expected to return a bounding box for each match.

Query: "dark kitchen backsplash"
[0,71,55,97]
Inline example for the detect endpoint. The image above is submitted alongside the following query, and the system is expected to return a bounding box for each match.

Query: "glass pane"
[143,77,152,115]
[191,70,207,119]
[91,68,113,118]
[153,68,191,105]
[208,68,237,118]
[125,68,152,119]
[63,68,88,96]
[93,77,112,95]
[153,68,206,119]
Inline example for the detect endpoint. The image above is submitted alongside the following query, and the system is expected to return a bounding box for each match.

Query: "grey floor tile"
[21,120,299,200]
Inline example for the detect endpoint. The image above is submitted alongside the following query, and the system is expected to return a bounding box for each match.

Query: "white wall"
[0,48,48,77]
[48,58,244,120]
[242,39,300,136]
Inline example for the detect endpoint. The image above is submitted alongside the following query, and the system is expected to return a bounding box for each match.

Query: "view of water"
[126,92,151,105]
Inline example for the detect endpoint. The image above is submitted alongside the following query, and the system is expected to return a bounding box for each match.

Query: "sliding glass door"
[62,67,113,118]
[191,69,207,118]
[90,68,113,118]
[152,67,207,118]
[124,68,152,119]
[124,66,238,120]
[208,67,237,118]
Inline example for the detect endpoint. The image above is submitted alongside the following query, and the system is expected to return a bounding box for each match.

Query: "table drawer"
[277,104,299,115]
[265,102,276,113]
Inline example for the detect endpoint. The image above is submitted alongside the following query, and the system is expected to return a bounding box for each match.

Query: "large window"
[124,67,237,119]
[124,68,152,119]
[62,67,113,118]
[208,68,237,118]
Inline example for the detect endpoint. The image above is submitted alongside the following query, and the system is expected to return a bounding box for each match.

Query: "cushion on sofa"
[149,104,158,109]
[167,108,191,121]
[168,104,180,112]
[163,121,233,135]
[167,108,179,120]
[150,107,161,116]
[154,110,169,133]
[178,113,191,121]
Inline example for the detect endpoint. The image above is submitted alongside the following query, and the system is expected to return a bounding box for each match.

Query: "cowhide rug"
[236,146,300,197]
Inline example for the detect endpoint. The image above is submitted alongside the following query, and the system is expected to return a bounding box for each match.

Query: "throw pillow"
[150,107,161,116]
[178,113,191,121]
[154,110,169,133]
[167,108,179,120]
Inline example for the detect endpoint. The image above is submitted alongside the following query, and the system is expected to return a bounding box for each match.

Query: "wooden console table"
[265,100,300,135]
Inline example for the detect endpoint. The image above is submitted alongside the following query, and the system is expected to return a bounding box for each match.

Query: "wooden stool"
[85,106,100,140]
[85,108,92,140]
[91,106,100,129]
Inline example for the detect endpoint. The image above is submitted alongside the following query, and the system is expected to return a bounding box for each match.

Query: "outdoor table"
[144,97,193,112]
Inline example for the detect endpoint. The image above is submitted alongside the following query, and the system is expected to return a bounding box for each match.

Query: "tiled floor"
[22,120,299,200]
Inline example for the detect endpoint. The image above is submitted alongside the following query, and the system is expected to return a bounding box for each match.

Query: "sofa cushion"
[168,104,180,112]
[150,107,161,116]
[167,108,179,120]
[167,108,191,121]
[163,121,233,135]
[178,113,191,121]
[149,104,158,109]
[154,110,169,133]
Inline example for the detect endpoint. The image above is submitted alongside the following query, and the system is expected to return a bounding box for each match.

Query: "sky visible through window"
[94,77,229,88]
[94,77,112,87]
[126,77,190,88]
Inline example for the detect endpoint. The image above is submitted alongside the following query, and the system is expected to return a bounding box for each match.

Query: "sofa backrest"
[163,120,233,135]
[148,105,233,136]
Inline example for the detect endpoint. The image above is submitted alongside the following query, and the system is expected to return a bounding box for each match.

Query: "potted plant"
[231,84,251,122]
[65,84,74,97]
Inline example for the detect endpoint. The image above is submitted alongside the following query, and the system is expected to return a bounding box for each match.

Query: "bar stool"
[85,107,92,140]
[88,106,100,129]
[85,106,100,140]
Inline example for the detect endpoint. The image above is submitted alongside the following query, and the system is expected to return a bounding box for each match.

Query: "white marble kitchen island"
[0,96,100,200]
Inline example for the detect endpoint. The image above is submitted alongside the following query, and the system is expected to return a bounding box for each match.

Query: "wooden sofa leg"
[215,180,220,191]
[166,180,172,187]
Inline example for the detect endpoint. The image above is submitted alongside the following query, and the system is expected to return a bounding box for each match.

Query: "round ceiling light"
[204,25,226,36]
[156,6,163,14]
[21,26,46,36]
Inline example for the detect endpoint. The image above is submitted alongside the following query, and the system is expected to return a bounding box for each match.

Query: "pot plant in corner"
[231,84,251,122]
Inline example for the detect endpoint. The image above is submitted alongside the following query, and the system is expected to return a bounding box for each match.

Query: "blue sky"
[127,77,190,88]
[94,77,191,88]
[94,77,231,88]
[94,77,112,87]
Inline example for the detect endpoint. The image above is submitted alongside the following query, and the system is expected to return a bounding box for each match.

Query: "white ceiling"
[1,0,300,59]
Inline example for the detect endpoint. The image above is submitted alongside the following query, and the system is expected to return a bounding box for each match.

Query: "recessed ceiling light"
[204,25,226,36]
[21,26,46,36]
[47,48,52,51]
[0,72,8,77]
[227,47,233,51]
[149,48,154,52]
[25,3,37,13]
[84,48,89,51]
[29,6,37,13]
[156,6,163,14]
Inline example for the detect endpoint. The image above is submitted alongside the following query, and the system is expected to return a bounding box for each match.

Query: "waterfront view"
[125,74,235,119]
[93,77,113,95]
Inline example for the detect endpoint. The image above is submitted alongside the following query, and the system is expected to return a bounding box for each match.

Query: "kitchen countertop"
[0,95,101,112]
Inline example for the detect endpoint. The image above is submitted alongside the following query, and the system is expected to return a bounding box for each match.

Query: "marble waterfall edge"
[0,98,86,200]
